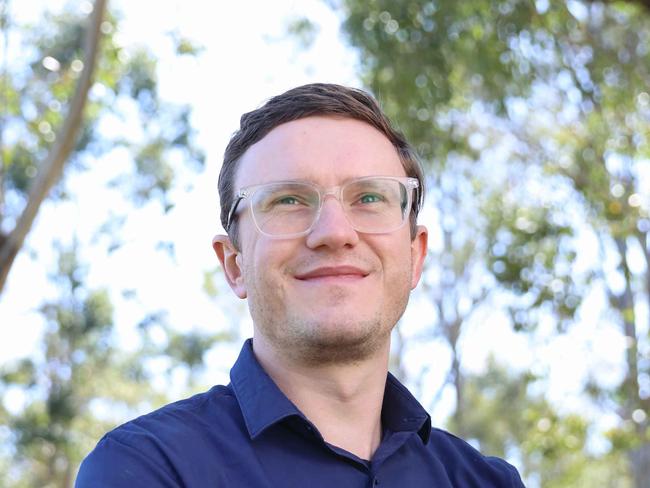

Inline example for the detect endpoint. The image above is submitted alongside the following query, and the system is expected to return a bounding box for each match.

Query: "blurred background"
[0,0,648,486]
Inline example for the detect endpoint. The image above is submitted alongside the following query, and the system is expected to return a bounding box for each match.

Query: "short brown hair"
[218,83,425,248]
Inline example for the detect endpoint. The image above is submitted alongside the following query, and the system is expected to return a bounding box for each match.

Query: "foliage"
[0,245,158,487]
[453,359,633,487]
[0,1,205,290]
[286,17,320,50]
[327,0,650,485]
[0,3,219,486]
[0,240,223,487]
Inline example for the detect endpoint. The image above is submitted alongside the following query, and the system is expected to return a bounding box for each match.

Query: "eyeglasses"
[225,176,419,238]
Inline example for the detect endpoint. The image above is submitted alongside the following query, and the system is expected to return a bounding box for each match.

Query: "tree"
[331,0,650,485]
[0,0,106,293]
[455,358,632,487]
[0,244,159,487]
[0,3,216,486]
[0,241,222,487]
[0,0,204,295]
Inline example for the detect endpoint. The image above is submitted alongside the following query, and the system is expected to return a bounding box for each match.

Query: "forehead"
[235,116,405,188]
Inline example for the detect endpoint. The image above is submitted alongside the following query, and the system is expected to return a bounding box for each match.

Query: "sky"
[0,0,637,442]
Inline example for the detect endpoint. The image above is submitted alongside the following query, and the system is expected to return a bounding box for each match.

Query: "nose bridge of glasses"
[320,185,344,205]
[312,186,356,229]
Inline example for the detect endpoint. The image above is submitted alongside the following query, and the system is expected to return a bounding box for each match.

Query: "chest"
[171,425,452,488]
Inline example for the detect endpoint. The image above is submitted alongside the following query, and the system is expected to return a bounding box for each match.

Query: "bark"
[612,238,640,420]
[642,230,650,344]
[61,458,72,488]
[629,231,650,488]
[611,237,649,488]
[0,0,108,295]
[629,443,650,488]
[440,224,467,437]
[449,326,464,437]
[0,0,10,223]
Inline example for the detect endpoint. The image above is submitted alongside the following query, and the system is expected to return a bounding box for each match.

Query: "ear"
[410,225,428,290]
[212,234,247,299]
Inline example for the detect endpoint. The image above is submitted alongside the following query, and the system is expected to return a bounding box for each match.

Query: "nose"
[305,196,359,249]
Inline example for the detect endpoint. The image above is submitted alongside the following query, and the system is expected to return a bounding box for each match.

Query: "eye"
[358,193,384,204]
[275,195,301,205]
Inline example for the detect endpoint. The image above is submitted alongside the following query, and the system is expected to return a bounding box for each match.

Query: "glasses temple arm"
[225,195,244,232]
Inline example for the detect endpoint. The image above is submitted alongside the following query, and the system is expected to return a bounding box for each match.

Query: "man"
[77,83,525,487]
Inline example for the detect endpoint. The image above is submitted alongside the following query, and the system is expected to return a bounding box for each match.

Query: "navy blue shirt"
[77,340,525,487]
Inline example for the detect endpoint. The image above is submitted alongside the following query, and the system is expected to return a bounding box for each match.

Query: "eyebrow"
[240,175,406,187]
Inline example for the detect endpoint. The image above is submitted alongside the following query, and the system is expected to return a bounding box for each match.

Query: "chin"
[286,318,391,366]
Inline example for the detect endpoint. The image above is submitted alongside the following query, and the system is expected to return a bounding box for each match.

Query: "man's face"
[214,116,427,365]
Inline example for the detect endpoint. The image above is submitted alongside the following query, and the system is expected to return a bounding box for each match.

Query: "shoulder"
[426,428,525,487]
[104,385,238,445]
[76,385,239,487]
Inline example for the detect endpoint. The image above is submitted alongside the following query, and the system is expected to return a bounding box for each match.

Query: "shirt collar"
[230,339,304,439]
[382,372,431,444]
[230,339,431,443]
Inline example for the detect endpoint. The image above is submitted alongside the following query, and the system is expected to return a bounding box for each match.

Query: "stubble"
[247,261,413,367]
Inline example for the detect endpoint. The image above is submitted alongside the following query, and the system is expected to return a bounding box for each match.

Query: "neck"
[253,335,390,460]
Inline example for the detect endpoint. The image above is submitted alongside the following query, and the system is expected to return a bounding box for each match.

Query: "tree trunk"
[611,237,649,487]
[0,0,9,222]
[450,340,465,438]
[629,442,650,488]
[612,238,641,418]
[630,233,650,488]
[641,230,650,342]
[0,0,108,295]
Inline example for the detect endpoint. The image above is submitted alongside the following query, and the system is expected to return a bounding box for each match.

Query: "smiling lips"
[294,266,369,283]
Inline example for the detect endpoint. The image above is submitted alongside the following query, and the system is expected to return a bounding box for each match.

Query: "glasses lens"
[250,182,319,236]
[342,178,409,233]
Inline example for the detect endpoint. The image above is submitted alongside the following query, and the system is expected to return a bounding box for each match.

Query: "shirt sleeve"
[486,456,526,488]
[75,435,182,488]
[508,462,526,488]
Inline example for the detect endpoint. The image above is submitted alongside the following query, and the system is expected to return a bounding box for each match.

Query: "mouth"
[294,266,369,283]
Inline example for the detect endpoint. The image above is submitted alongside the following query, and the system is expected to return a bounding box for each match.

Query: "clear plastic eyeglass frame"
[225,175,419,239]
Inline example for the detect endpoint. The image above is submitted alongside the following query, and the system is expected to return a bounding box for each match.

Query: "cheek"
[242,238,292,290]
[389,233,414,265]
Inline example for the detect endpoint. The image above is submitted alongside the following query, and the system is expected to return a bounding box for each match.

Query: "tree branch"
[0,0,11,225]
[0,0,108,295]
[612,236,641,423]
[640,229,650,355]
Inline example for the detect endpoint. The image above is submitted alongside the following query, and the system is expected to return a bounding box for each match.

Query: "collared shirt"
[76,339,525,487]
